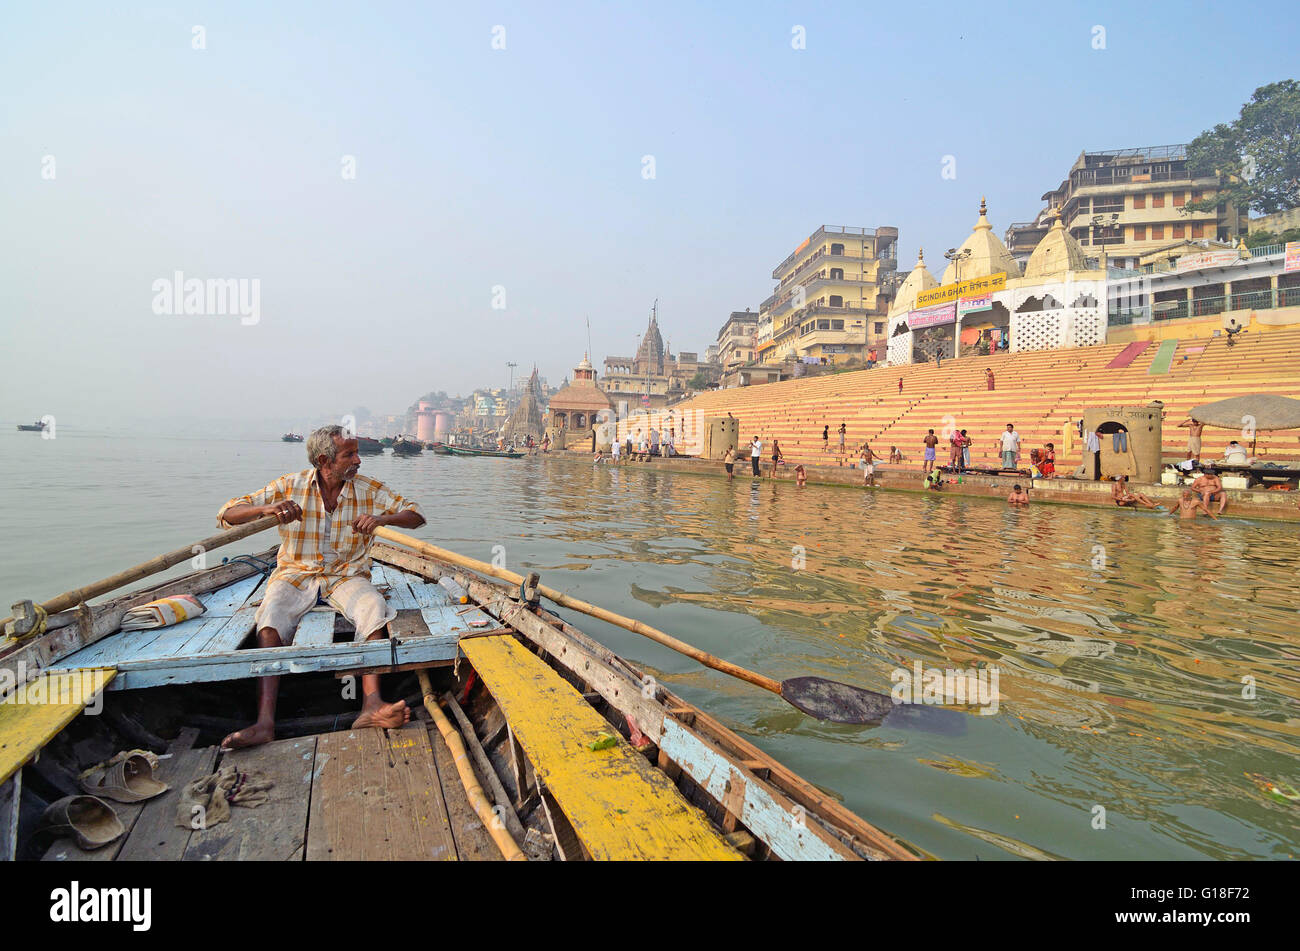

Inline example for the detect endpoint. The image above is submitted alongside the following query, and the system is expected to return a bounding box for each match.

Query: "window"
[1133,225,1146,241]
[829,295,843,307]
[1192,223,1205,239]
[817,319,831,330]
[830,243,844,255]
[1133,194,1146,209]
[831,319,844,330]
[829,267,844,280]
[1152,193,1165,208]
[874,322,884,334]
[1172,224,1184,239]
[1191,189,1203,202]
[1151,225,1164,240]
[1173,191,1185,207]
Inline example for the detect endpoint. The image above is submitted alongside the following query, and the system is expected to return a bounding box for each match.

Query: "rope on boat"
[7,602,47,642]
[220,554,276,576]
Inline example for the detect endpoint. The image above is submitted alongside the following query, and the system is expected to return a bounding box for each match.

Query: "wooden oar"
[2,515,281,635]
[374,528,896,725]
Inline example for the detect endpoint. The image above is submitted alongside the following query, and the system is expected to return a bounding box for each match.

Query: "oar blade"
[780,677,895,724]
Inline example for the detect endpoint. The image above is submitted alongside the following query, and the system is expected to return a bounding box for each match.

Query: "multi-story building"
[1006,145,1247,271]
[716,309,759,369]
[756,225,898,364]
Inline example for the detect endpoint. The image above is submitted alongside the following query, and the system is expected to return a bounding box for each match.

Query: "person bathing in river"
[215,425,426,750]
[1007,484,1029,505]
[1170,488,1218,520]
[794,464,807,487]
[1111,474,1160,510]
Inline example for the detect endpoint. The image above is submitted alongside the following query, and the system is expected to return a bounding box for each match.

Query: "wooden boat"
[429,443,453,455]
[0,534,916,862]
[356,436,383,455]
[16,421,47,432]
[281,432,304,443]
[391,438,423,456]
[446,446,525,459]
[379,437,395,448]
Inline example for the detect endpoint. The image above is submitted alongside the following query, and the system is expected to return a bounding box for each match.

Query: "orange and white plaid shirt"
[217,468,422,596]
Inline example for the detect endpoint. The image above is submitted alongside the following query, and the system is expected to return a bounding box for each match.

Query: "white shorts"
[254,576,396,644]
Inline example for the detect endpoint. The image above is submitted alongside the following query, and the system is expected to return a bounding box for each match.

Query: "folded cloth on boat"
[175,765,273,828]
[120,595,206,631]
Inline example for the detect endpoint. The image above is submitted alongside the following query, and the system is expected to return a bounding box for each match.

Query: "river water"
[5,427,1298,860]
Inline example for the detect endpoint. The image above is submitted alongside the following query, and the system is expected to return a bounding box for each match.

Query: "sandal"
[41,795,125,850]
[81,752,169,803]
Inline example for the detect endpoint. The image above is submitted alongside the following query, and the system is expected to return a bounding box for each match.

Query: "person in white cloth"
[216,425,426,749]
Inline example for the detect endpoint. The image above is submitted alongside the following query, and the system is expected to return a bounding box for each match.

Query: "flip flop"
[81,753,169,803]
[41,795,125,850]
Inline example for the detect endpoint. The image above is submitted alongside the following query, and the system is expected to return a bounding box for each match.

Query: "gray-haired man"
[216,425,426,749]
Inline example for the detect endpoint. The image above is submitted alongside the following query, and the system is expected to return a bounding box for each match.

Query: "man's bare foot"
[221,721,274,750]
[354,699,411,730]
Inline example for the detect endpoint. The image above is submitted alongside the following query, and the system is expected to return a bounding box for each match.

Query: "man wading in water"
[216,424,427,749]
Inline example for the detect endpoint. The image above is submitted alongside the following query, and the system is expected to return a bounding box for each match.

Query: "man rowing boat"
[216,424,427,749]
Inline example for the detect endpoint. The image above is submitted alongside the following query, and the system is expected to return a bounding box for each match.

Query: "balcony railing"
[772,226,880,277]
[1107,286,1300,324]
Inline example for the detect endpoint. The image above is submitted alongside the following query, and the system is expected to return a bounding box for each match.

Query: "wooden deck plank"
[292,609,338,648]
[0,670,115,785]
[373,565,419,611]
[183,736,316,861]
[187,603,259,657]
[425,722,501,861]
[115,743,220,861]
[404,574,450,607]
[459,636,739,861]
[305,725,457,861]
[0,774,18,862]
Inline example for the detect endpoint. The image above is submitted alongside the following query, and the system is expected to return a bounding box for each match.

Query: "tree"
[1186,81,1300,216]
[1245,226,1300,248]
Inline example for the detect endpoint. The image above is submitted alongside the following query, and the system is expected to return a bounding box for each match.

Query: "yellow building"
[757,225,898,364]
[1006,145,1247,271]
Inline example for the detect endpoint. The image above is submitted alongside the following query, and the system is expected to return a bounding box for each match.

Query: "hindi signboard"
[915,272,1007,308]
[906,302,957,330]
[1285,241,1300,273]
[958,294,993,316]
[1175,250,1241,272]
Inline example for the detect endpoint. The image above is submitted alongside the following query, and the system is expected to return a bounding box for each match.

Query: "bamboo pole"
[376,528,782,695]
[2,515,281,630]
[416,669,526,861]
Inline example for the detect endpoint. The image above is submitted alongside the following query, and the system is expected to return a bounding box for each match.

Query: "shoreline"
[543,450,1300,523]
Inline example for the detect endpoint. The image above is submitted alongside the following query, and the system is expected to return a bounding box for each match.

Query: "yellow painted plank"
[0,669,115,784]
[460,636,739,861]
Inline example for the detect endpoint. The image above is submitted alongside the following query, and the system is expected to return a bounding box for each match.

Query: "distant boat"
[391,437,423,456]
[356,436,383,455]
[428,442,452,455]
[379,437,395,448]
[282,432,304,443]
[445,446,525,459]
[17,420,47,432]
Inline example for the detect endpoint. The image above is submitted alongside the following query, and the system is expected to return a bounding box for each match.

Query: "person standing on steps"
[923,429,938,473]
[750,435,762,477]
[822,424,829,453]
[838,422,847,461]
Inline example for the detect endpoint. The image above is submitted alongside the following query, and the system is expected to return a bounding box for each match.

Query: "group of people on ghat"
[593,423,680,465]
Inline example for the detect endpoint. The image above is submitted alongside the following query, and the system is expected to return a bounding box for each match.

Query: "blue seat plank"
[293,610,338,647]
[404,575,450,607]
[372,565,419,610]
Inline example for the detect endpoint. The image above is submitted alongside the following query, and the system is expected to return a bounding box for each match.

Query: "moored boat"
[391,437,423,456]
[281,432,304,442]
[356,436,383,455]
[445,446,525,459]
[0,527,915,862]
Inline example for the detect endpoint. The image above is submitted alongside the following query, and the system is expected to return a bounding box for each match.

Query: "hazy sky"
[2,1,1295,429]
